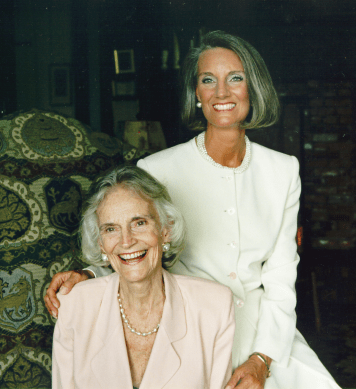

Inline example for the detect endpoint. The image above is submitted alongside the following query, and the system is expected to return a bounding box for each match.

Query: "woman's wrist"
[248,352,271,377]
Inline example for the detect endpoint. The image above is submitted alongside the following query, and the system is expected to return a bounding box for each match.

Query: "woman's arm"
[210,292,236,389]
[253,156,301,366]
[52,307,74,389]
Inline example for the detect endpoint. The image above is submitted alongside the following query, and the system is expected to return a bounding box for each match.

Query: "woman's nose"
[120,229,136,248]
[215,81,230,98]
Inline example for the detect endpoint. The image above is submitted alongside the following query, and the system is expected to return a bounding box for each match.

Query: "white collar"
[196,131,251,173]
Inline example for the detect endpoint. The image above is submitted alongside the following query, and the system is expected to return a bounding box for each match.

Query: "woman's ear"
[162,227,171,242]
[98,238,104,252]
[195,88,200,102]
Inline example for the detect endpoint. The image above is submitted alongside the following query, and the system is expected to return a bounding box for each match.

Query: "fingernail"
[52,312,57,319]
[59,286,68,295]
[53,301,59,308]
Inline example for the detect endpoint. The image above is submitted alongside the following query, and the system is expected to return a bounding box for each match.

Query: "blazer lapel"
[140,271,186,389]
[91,273,133,389]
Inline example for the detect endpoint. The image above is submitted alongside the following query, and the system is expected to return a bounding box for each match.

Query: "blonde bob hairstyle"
[80,166,186,269]
[181,30,280,131]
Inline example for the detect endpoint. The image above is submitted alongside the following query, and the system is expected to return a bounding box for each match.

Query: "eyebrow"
[99,214,155,231]
[131,215,155,222]
[198,70,245,78]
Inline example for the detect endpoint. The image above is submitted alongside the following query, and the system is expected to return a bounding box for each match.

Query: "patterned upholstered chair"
[0,109,147,388]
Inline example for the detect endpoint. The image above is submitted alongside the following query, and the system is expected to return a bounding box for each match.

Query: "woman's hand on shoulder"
[225,353,271,389]
[44,270,93,318]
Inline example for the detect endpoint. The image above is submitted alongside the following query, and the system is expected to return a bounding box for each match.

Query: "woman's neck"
[204,127,246,168]
[119,270,165,317]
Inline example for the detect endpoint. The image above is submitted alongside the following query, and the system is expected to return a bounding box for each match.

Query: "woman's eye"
[133,220,147,228]
[201,77,214,84]
[229,74,243,82]
[100,226,116,235]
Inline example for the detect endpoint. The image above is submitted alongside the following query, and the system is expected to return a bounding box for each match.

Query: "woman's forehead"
[197,47,244,77]
[98,186,159,220]
[102,186,148,207]
[198,47,241,63]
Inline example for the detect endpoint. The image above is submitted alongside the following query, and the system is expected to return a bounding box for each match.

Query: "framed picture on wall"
[49,64,72,106]
[111,80,136,97]
[114,49,135,74]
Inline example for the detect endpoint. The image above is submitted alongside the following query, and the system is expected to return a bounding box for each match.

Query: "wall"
[14,0,74,117]
[278,80,356,250]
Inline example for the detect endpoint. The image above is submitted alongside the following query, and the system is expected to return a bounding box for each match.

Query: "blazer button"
[227,208,235,215]
[230,241,237,248]
[235,299,244,308]
[228,272,237,280]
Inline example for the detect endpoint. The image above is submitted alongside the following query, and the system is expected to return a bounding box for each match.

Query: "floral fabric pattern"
[0,109,138,388]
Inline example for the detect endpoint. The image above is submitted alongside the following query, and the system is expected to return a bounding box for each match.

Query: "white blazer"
[52,270,235,389]
[137,136,301,366]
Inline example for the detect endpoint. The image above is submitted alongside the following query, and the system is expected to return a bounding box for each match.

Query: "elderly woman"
[47,31,340,388]
[51,166,235,389]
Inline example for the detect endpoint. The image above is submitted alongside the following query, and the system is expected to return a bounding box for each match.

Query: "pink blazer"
[52,270,235,389]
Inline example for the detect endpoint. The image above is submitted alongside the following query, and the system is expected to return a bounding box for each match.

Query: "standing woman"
[45,31,340,389]
[137,31,340,389]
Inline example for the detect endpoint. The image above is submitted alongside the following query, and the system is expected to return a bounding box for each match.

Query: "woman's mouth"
[119,250,148,265]
[213,103,236,111]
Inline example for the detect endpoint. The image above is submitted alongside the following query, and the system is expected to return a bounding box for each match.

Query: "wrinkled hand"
[225,354,270,389]
[44,270,90,318]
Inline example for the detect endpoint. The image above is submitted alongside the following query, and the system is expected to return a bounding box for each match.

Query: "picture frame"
[114,49,135,74]
[111,80,136,97]
[49,64,72,106]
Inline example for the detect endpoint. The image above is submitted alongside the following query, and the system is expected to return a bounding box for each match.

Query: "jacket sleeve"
[52,303,75,388]
[252,156,301,367]
[83,265,113,278]
[210,291,235,388]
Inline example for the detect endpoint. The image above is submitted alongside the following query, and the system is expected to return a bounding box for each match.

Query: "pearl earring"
[196,101,202,108]
[102,253,108,261]
[162,243,171,252]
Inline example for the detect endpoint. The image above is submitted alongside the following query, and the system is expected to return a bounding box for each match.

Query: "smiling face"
[97,186,169,284]
[195,47,250,131]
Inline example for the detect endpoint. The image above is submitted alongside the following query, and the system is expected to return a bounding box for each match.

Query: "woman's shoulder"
[57,273,114,310]
[139,138,196,165]
[250,141,299,176]
[251,141,298,163]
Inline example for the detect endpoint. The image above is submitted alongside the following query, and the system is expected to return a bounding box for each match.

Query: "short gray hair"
[181,30,280,131]
[80,166,186,269]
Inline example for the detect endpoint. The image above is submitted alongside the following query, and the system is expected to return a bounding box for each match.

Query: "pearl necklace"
[118,293,160,337]
[196,131,251,173]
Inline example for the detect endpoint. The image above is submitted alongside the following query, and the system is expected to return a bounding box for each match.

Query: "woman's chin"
[207,120,244,131]
[116,259,162,284]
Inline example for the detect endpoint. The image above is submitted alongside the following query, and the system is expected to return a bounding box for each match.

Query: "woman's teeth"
[213,103,236,111]
[119,250,147,261]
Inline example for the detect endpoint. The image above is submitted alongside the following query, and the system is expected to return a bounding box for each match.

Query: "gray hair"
[181,30,280,131]
[80,166,186,269]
